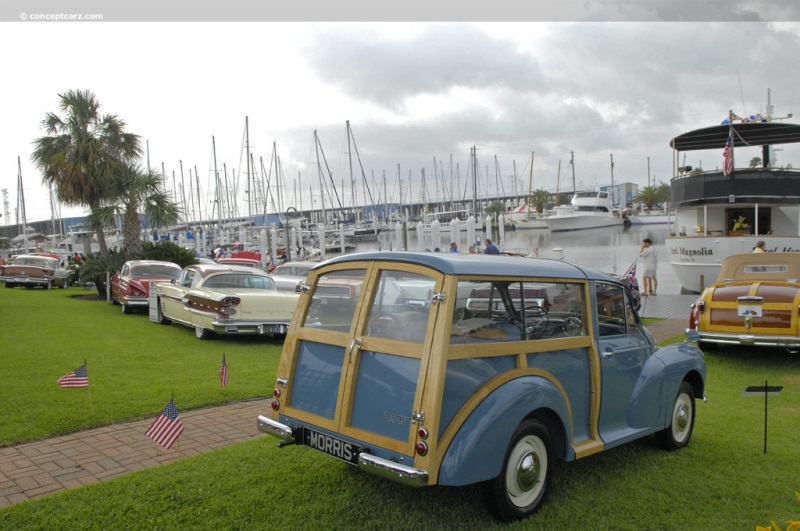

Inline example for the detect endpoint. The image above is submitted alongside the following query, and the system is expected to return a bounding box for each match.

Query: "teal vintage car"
[258,252,706,521]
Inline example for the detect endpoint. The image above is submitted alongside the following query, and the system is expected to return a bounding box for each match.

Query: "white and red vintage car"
[111,260,183,314]
[689,252,800,351]
[0,254,70,289]
[153,263,299,340]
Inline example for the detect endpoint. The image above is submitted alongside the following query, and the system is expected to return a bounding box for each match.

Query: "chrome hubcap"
[516,452,540,492]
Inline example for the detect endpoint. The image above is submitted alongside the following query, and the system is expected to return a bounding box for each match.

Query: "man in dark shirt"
[484,239,500,255]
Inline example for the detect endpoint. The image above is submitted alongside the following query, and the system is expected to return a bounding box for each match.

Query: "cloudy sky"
[1,1,799,226]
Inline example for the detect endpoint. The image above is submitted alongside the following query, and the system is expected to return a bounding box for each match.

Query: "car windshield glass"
[133,266,181,279]
[204,274,274,289]
[364,271,435,343]
[303,269,367,331]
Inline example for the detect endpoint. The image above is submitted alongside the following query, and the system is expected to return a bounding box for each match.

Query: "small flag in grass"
[145,398,184,449]
[219,354,229,387]
[57,364,89,388]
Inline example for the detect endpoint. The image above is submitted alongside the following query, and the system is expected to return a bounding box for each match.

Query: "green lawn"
[0,285,280,446]
[1,286,799,529]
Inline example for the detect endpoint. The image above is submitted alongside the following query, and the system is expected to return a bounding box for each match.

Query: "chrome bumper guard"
[357,453,429,487]
[257,415,295,444]
[257,415,429,487]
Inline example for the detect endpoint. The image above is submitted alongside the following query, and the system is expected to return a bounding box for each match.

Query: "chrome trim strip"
[698,332,800,348]
[358,453,429,488]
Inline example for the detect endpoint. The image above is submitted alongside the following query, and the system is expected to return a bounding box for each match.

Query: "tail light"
[221,297,241,307]
[689,301,704,330]
[271,399,280,411]
[415,441,429,456]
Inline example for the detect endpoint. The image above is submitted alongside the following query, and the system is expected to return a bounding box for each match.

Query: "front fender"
[437,374,571,487]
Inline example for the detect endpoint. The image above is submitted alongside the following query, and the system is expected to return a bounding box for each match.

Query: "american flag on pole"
[145,398,185,449]
[723,129,734,176]
[625,262,639,292]
[219,354,229,387]
[57,364,89,388]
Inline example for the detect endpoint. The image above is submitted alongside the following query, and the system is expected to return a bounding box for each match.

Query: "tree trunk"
[89,200,109,254]
[123,208,143,258]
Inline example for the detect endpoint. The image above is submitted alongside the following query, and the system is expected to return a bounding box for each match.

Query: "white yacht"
[544,191,623,232]
[666,115,800,293]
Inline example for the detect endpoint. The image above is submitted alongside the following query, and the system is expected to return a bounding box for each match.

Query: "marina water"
[356,224,682,295]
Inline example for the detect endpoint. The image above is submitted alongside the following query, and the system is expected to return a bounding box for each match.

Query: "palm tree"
[531,188,551,214]
[88,165,181,259]
[31,89,142,253]
[633,186,662,209]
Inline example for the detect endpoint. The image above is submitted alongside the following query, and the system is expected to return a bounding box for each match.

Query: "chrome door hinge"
[411,410,425,425]
[431,292,446,304]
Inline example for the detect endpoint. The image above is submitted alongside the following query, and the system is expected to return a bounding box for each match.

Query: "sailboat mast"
[194,165,202,222]
[347,120,355,215]
[610,154,615,208]
[16,156,26,233]
[527,152,534,217]
[212,136,222,229]
[570,151,576,193]
[246,116,251,219]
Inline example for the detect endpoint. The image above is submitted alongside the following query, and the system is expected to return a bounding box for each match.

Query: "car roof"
[125,260,181,267]
[718,252,800,282]
[186,263,270,276]
[319,251,617,282]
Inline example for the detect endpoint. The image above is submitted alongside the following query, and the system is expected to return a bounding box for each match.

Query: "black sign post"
[742,380,783,454]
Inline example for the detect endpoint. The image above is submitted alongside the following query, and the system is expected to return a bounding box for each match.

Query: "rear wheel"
[195,326,214,340]
[656,381,696,450]
[121,303,132,315]
[491,419,552,521]
[4,282,14,289]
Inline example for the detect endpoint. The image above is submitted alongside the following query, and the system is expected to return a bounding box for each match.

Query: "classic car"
[269,261,318,292]
[216,257,263,269]
[111,260,182,314]
[257,252,706,521]
[153,263,300,339]
[689,252,800,350]
[0,254,70,289]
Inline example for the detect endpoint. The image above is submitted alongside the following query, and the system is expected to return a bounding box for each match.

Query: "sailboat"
[507,152,548,229]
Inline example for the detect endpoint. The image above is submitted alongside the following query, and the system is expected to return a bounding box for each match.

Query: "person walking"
[752,240,766,253]
[639,238,658,296]
[484,239,500,255]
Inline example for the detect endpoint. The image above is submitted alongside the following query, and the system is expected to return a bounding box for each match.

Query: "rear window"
[303,269,367,331]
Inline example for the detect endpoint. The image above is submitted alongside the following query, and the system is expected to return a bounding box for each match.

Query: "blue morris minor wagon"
[258,252,706,521]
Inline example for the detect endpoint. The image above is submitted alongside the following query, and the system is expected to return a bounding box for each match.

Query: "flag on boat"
[723,129,734,176]
[219,354,229,387]
[57,364,89,388]
[625,262,639,292]
[145,398,185,449]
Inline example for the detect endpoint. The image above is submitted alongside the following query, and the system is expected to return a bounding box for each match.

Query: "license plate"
[259,324,284,334]
[302,427,360,465]
[737,304,762,317]
[15,277,29,282]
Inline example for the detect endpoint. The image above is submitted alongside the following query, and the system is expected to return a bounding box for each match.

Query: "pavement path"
[1,316,689,509]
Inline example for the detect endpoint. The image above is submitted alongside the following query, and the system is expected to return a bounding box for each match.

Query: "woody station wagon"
[257,252,706,520]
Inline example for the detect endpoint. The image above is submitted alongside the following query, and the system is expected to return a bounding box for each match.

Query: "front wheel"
[655,381,696,450]
[5,282,14,289]
[155,299,171,325]
[121,303,132,315]
[491,419,552,522]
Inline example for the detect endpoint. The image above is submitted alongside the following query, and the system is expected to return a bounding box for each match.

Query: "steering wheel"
[563,316,583,336]
[367,312,397,336]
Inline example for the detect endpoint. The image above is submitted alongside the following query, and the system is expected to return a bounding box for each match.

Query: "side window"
[451,280,586,343]
[365,270,435,342]
[180,270,195,288]
[303,269,367,331]
[596,282,637,337]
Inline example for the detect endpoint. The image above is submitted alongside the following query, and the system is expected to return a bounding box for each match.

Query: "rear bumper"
[210,320,289,335]
[256,415,429,488]
[122,296,149,307]
[698,331,800,348]
[0,276,50,285]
